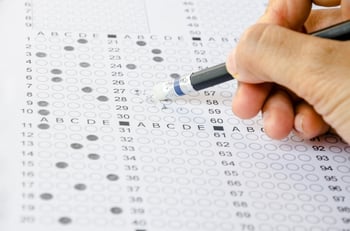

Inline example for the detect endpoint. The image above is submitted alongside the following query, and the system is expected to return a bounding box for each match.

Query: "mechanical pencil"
[153,20,350,100]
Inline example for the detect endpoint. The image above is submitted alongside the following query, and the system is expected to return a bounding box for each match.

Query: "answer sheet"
[0,1,349,231]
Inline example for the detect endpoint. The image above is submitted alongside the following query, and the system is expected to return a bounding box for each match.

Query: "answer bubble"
[36,52,47,58]
[86,134,98,141]
[110,206,123,214]
[56,162,69,169]
[298,154,312,162]
[333,155,347,163]
[64,46,75,51]
[51,69,62,75]
[77,39,88,44]
[153,56,164,62]
[51,77,63,83]
[106,174,119,181]
[70,143,83,149]
[38,109,50,116]
[81,86,93,93]
[136,41,146,46]
[58,217,72,225]
[40,193,53,200]
[126,64,137,70]
[329,146,342,153]
[151,48,162,54]
[38,101,49,107]
[79,62,91,68]
[74,183,87,191]
[38,123,50,130]
[96,95,109,102]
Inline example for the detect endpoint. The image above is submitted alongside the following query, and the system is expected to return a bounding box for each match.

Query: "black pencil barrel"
[190,63,233,91]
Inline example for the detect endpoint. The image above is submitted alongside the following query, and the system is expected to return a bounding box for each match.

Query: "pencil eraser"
[152,82,169,101]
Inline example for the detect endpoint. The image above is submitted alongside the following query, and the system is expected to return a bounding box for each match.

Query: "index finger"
[259,0,342,30]
[259,0,312,29]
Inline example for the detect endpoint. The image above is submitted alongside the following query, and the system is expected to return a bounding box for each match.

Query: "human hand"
[226,0,350,143]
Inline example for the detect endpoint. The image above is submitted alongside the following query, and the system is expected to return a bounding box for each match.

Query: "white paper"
[0,1,349,231]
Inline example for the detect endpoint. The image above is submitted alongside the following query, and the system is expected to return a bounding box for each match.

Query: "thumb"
[229,23,350,142]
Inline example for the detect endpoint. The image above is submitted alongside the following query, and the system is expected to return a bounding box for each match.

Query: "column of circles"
[35,35,112,112]
[36,133,123,226]
[33,34,125,226]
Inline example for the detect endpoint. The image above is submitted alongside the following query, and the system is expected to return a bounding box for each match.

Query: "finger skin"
[233,23,345,95]
[232,23,350,143]
[227,0,350,142]
[306,8,345,32]
[260,0,312,29]
[313,0,341,6]
[341,0,350,19]
[294,102,330,139]
[227,0,346,77]
[262,0,342,25]
[262,89,294,140]
[232,82,272,119]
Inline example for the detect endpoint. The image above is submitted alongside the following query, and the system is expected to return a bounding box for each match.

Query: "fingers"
[227,0,350,142]
[232,81,296,140]
[313,0,340,6]
[232,82,272,119]
[260,0,347,32]
[234,23,350,114]
[341,0,350,19]
[306,9,342,31]
[226,48,262,84]
[262,89,294,140]
[228,23,350,142]
[259,0,312,29]
[231,23,342,93]
[294,102,330,139]
[228,24,305,84]
[233,82,332,140]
